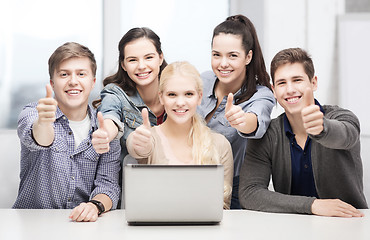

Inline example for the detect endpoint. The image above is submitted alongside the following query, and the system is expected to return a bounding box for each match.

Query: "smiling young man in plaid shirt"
[13,42,121,222]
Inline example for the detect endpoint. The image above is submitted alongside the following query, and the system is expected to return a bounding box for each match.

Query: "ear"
[245,50,253,65]
[158,92,164,105]
[92,77,96,89]
[121,61,126,71]
[311,76,318,92]
[159,53,164,66]
[271,83,277,99]
[49,79,54,88]
[197,91,203,105]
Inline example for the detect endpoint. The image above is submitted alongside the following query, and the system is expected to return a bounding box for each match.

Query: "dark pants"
[230,175,241,209]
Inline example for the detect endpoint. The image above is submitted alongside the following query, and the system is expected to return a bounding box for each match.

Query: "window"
[0,0,102,128]
[120,0,228,74]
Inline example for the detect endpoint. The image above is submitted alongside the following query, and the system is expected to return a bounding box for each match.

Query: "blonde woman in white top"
[127,61,233,209]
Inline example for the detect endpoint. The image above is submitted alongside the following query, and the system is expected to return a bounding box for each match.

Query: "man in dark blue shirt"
[239,48,367,217]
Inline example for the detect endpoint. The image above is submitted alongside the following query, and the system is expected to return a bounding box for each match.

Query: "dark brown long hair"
[93,27,167,108]
[212,15,271,104]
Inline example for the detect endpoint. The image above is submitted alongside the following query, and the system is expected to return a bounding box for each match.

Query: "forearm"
[239,136,315,214]
[239,182,315,214]
[32,120,54,146]
[311,117,360,149]
[104,119,119,142]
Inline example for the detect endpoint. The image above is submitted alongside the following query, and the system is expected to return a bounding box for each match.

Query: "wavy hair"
[48,42,96,79]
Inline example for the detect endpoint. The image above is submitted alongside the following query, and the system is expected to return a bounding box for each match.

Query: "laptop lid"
[124,164,224,225]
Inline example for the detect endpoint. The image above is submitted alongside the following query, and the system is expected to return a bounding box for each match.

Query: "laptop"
[124,164,224,225]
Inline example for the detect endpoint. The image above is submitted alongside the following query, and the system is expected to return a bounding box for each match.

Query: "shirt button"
[304,164,308,169]
[70,155,73,159]
[68,132,72,135]
[213,115,217,119]
[71,176,75,180]
[67,198,71,202]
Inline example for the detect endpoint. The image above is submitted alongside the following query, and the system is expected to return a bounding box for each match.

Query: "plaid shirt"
[13,103,121,209]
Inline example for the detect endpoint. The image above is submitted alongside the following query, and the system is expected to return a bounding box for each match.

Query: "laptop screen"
[124,164,224,224]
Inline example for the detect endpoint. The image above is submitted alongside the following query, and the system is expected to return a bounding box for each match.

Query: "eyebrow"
[275,75,305,83]
[212,50,241,54]
[274,79,285,84]
[291,75,304,79]
[125,52,156,59]
[57,69,89,73]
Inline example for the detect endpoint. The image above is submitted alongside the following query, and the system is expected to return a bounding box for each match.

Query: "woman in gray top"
[197,15,276,209]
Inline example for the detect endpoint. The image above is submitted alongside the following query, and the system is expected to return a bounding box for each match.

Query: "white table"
[0,209,369,240]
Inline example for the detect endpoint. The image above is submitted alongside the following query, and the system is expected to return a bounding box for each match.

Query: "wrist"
[88,200,105,215]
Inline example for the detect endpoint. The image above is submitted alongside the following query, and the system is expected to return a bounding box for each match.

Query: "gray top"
[197,71,275,177]
[239,105,368,214]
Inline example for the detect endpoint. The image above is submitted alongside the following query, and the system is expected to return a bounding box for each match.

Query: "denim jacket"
[98,83,159,157]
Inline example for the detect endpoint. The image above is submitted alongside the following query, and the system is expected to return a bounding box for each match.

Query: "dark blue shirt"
[284,100,324,198]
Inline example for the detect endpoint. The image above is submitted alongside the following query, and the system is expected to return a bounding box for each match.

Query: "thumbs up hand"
[224,93,248,130]
[92,112,110,154]
[130,108,153,156]
[36,84,58,125]
[301,87,323,136]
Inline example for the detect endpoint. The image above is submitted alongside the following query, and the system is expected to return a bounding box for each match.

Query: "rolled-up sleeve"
[18,103,51,151]
[90,138,121,209]
[98,85,125,139]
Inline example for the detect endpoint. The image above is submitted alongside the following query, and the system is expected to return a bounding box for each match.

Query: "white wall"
[231,0,345,117]
[230,0,369,203]
[0,130,20,208]
[338,13,370,136]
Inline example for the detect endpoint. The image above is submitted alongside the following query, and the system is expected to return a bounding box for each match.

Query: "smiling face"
[272,62,317,116]
[211,33,252,88]
[50,57,96,119]
[159,73,202,126]
[121,38,164,90]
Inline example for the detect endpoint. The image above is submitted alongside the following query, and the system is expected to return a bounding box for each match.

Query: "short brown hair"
[48,42,97,79]
[270,48,315,85]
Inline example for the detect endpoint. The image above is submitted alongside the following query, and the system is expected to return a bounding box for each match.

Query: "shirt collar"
[130,90,147,107]
[55,105,97,131]
[207,78,243,99]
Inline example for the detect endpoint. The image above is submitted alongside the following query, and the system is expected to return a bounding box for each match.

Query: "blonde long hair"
[159,61,220,165]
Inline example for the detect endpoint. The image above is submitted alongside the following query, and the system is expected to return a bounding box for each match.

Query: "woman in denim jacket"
[92,27,167,160]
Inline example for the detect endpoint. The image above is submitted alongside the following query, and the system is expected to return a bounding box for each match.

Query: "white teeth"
[68,90,80,94]
[220,70,231,74]
[137,73,149,77]
[287,97,299,103]
[175,110,186,113]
